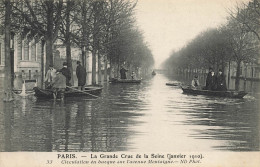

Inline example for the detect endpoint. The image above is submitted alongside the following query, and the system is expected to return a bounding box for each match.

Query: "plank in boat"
[33,86,102,99]
[109,78,141,84]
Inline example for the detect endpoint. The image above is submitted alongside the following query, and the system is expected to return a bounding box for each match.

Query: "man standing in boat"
[120,66,128,79]
[52,71,66,100]
[205,67,217,90]
[76,61,86,90]
[44,65,57,89]
[59,62,71,86]
[216,69,227,91]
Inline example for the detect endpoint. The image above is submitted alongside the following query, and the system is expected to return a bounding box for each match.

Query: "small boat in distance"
[109,78,141,84]
[166,82,181,87]
[181,86,247,98]
[33,86,102,99]
[152,70,156,75]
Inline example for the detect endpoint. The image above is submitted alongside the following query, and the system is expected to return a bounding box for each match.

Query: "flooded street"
[0,74,259,152]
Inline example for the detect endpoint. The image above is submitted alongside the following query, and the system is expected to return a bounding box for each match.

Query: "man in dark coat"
[59,62,71,86]
[216,69,227,91]
[205,67,216,90]
[76,61,86,90]
[120,67,128,79]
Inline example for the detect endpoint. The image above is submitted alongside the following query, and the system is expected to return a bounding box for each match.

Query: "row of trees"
[163,0,260,90]
[1,0,154,101]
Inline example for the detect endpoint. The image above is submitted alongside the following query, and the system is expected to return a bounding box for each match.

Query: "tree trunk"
[235,60,241,91]
[3,0,13,101]
[66,42,73,86]
[45,3,54,73]
[104,55,108,82]
[65,2,73,86]
[98,51,102,84]
[41,40,45,88]
[92,49,97,85]
[82,49,86,68]
[228,61,231,89]
[244,65,247,91]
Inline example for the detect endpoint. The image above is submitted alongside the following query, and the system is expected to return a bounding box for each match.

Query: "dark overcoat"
[76,65,87,86]
[205,72,217,90]
[216,74,227,91]
[60,67,71,86]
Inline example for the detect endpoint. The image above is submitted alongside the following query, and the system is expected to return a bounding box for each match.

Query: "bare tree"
[229,0,260,41]
[3,0,13,101]
[12,0,63,73]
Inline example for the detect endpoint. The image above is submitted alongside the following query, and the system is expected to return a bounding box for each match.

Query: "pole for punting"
[66,86,99,98]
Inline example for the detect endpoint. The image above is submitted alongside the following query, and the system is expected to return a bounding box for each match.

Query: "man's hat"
[63,62,67,66]
[77,61,81,65]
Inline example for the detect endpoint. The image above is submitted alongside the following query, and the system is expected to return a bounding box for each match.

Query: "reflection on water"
[0,74,259,152]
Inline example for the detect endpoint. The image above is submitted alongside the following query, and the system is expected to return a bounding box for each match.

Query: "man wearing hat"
[191,75,200,89]
[216,69,227,91]
[59,62,71,86]
[76,61,86,90]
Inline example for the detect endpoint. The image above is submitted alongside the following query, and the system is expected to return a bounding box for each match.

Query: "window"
[23,39,29,60]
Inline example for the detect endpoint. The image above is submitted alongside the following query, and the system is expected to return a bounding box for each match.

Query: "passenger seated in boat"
[44,65,57,89]
[131,71,136,80]
[120,67,128,79]
[191,75,200,89]
[216,69,227,91]
[51,71,66,100]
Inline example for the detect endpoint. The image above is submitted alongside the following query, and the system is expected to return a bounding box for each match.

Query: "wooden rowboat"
[33,86,102,99]
[109,78,141,84]
[181,86,247,98]
[166,82,181,86]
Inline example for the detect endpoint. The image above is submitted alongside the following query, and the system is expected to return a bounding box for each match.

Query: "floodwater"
[0,73,259,152]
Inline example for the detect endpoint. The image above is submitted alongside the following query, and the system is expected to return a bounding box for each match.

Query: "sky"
[135,0,250,68]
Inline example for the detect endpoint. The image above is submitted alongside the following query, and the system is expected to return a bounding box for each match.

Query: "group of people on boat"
[44,61,86,100]
[120,67,136,80]
[191,68,227,91]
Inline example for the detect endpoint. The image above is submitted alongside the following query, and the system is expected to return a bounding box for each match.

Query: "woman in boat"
[191,75,200,89]
[76,61,86,90]
[216,69,227,91]
[52,71,66,100]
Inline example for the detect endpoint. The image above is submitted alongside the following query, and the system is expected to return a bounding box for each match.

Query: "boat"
[181,86,247,98]
[152,71,156,75]
[166,82,181,86]
[33,86,103,99]
[109,78,141,84]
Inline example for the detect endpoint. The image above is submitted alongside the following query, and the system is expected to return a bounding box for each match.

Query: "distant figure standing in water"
[59,62,71,86]
[76,61,86,90]
[120,67,128,79]
[191,75,200,89]
[216,69,227,91]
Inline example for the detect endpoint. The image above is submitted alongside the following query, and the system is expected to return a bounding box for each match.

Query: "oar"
[67,86,99,98]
